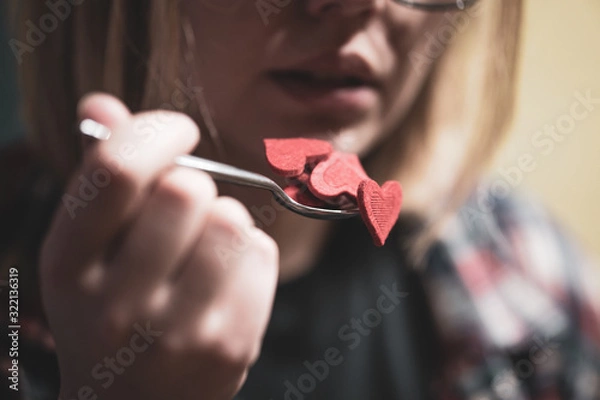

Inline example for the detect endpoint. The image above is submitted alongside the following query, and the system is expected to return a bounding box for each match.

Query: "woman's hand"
[40,94,279,400]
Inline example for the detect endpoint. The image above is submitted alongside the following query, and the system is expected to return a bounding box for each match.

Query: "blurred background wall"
[493,0,600,255]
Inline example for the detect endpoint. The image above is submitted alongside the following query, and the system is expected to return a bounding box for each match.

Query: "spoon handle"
[174,155,279,193]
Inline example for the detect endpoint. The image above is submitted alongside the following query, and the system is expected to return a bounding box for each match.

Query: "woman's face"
[184,0,446,167]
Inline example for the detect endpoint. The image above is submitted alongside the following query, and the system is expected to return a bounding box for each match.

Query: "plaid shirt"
[428,182,600,399]
[1,143,599,399]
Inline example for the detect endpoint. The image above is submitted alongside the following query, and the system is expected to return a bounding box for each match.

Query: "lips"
[269,70,371,90]
[267,54,381,115]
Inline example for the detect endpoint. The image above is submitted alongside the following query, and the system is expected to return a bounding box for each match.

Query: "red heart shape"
[357,179,403,247]
[284,185,327,208]
[308,152,368,200]
[264,138,332,177]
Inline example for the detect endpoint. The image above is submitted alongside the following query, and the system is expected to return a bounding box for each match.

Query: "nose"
[306,0,386,18]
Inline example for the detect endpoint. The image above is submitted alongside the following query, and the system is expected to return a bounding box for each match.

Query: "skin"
[187,0,445,280]
[42,1,447,399]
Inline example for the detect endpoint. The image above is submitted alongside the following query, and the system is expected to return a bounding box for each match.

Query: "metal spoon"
[79,119,360,220]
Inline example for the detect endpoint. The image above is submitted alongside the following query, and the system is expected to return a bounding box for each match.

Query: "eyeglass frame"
[394,0,480,12]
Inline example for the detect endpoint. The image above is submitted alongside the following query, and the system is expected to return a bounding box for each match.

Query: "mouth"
[268,69,379,115]
[270,69,375,89]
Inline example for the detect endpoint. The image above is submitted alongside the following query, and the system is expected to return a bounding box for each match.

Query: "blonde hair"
[370,0,523,254]
[14,0,522,253]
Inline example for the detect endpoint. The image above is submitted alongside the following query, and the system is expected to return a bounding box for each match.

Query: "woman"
[2,0,599,399]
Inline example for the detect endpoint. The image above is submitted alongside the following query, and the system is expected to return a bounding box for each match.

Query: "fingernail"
[80,119,112,140]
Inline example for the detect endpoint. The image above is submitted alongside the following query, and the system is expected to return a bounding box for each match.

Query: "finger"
[200,228,278,353]
[77,93,132,151]
[106,167,217,309]
[165,197,257,314]
[166,199,278,348]
[42,107,200,283]
[78,92,132,127]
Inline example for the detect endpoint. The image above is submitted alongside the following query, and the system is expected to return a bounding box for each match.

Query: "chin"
[217,110,383,160]
[324,122,383,156]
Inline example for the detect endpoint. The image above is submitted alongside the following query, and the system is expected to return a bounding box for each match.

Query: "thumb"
[77,92,132,151]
